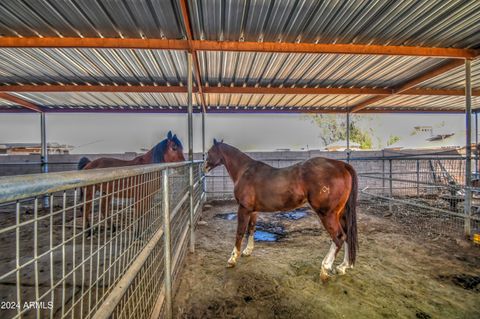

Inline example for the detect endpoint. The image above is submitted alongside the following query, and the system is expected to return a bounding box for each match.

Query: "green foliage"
[308,114,373,149]
[387,135,401,146]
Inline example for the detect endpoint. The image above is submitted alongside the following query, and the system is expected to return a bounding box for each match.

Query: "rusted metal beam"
[401,88,480,96]
[0,85,190,93]
[0,93,42,112]
[179,0,207,113]
[204,86,391,95]
[192,41,477,59]
[0,37,476,59]
[0,37,188,50]
[394,60,465,93]
[1,84,478,97]
[350,59,466,113]
[0,105,467,114]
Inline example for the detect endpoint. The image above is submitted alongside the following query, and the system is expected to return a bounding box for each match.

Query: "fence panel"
[0,161,205,319]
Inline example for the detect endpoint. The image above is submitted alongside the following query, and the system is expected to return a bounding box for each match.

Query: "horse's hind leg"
[336,215,353,275]
[318,212,346,281]
[242,212,258,257]
[227,206,250,267]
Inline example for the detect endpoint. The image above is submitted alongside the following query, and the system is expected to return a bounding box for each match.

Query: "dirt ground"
[173,200,480,319]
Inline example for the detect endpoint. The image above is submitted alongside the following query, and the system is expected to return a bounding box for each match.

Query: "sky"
[0,112,470,154]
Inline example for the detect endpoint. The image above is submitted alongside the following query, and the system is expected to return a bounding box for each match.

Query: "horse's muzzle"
[203,162,211,173]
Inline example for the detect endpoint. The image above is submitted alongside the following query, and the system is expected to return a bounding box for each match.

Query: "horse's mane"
[152,136,183,163]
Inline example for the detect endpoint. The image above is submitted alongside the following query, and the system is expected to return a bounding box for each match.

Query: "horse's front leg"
[242,212,257,257]
[227,206,249,267]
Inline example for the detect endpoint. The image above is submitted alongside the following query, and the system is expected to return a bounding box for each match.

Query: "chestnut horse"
[78,131,185,229]
[205,140,358,281]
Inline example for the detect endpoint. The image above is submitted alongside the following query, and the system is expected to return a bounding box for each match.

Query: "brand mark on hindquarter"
[322,186,330,193]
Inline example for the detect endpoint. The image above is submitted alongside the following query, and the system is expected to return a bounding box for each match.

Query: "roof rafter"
[350,59,466,113]
[179,0,207,113]
[0,37,476,59]
[0,93,43,112]
[0,85,478,97]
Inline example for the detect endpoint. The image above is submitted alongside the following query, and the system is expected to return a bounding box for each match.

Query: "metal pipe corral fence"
[0,160,205,319]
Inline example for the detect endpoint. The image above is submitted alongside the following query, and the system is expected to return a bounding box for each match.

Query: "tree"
[387,135,400,146]
[307,114,373,149]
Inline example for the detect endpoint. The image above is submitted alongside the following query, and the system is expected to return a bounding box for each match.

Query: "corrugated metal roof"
[0,0,185,39]
[198,51,446,88]
[189,0,480,48]
[0,48,188,86]
[418,60,480,89]
[206,93,369,110]
[5,92,201,111]
[366,95,480,111]
[0,0,478,114]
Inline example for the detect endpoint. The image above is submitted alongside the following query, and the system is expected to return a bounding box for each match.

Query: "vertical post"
[475,112,478,178]
[187,53,195,252]
[346,112,351,163]
[162,169,172,319]
[382,150,385,195]
[201,108,207,199]
[416,159,420,196]
[389,159,393,212]
[40,112,49,208]
[464,59,472,238]
[202,110,206,160]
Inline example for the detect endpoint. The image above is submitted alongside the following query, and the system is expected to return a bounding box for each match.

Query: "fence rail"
[0,161,205,319]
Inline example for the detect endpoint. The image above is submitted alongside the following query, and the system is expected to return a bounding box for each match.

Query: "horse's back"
[84,157,139,170]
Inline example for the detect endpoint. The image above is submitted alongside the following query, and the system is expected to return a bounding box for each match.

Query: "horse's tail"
[344,163,358,265]
[78,157,91,170]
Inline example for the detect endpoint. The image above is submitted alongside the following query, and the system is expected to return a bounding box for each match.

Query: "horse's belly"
[255,185,306,212]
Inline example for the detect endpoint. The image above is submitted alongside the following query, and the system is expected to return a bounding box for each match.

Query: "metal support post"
[187,53,195,252]
[416,160,420,196]
[346,112,351,163]
[389,159,393,212]
[464,59,472,237]
[162,169,172,319]
[40,112,49,208]
[475,112,478,178]
[382,150,385,195]
[202,110,206,160]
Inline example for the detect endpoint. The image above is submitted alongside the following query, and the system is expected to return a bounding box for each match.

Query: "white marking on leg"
[227,247,240,267]
[321,242,337,271]
[242,235,254,256]
[336,243,352,275]
[320,242,337,281]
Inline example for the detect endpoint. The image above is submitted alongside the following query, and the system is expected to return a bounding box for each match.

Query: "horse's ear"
[213,138,218,145]
[167,131,173,140]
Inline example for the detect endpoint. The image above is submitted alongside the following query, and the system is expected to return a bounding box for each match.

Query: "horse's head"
[205,138,224,172]
[156,131,185,163]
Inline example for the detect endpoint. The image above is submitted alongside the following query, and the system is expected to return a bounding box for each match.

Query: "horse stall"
[0,1,479,319]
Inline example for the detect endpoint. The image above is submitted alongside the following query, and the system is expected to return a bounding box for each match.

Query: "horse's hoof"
[336,266,347,276]
[226,261,236,268]
[241,250,252,257]
[320,268,334,282]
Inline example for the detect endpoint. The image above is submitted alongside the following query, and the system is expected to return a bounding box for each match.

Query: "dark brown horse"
[205,140,358,281]
[78,131,185,229]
